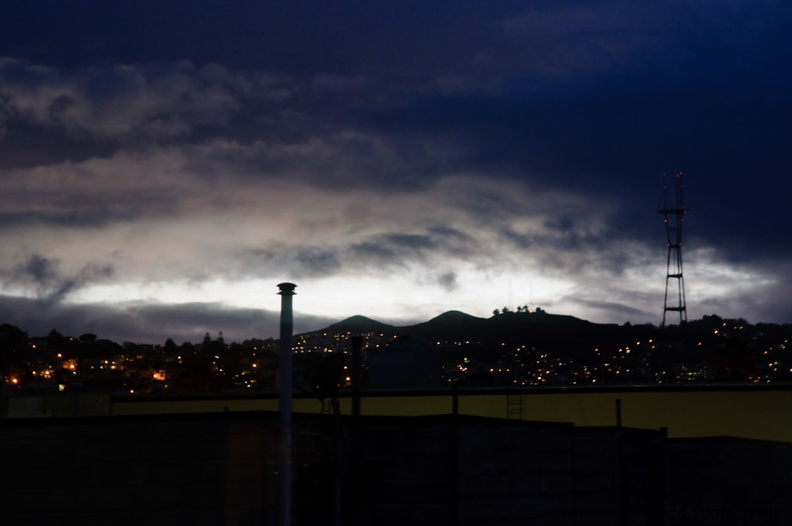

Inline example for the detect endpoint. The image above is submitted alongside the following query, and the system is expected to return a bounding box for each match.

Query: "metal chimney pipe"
[277,282,296,526]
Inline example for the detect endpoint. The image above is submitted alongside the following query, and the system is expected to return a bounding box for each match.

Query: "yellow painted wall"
[111,389,792,443]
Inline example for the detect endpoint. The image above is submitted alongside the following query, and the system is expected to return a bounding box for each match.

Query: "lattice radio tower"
[658,172,688,326]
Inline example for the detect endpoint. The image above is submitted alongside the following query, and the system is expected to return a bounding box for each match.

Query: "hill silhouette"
[305,311,792,387]
[399,310,488,342]
[315,309,622,352]
[322,315,395,335]
[4,310,792,394]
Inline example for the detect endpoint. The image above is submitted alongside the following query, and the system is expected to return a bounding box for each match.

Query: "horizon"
[1,304,769,346]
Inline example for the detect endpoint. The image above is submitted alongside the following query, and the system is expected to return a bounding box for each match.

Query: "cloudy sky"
[1,1,790,343]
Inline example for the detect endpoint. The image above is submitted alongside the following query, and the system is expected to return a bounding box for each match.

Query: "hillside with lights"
[2,309,791,396]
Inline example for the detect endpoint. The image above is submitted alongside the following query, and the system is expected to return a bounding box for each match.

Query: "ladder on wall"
[507,392,523,419]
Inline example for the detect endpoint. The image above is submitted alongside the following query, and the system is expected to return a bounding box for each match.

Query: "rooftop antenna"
[658,172,688,327]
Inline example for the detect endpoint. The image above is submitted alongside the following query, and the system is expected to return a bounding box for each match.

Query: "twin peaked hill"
[310,309,625,351]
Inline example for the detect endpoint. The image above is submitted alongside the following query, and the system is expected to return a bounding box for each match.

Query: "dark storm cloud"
[3,4,787,245]
[247,245,342,280]
[565,296,657,323]
[378,233,436,251]
[1,1,605,75]
[0,59,283,147]
[503,213,599,252]
[345,230,482,273]
[0,294,335,344]
[0,58,436,190]
[11,254,59,289]
[698,286,792,329]
[9,254,114,304]
[127,302,334,344]
[12,0,777,82]
[255,231,452,279]
[0,207,140,229]
[1,0,791,339]
[434,272,459,292]
[292,248,343,277]
[346,236,433,269]
[347,242,400,268]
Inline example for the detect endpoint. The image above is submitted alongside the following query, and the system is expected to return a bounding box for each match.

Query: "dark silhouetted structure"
[277,282,296,526]
[3,411,791,525]
[659,172,689,326]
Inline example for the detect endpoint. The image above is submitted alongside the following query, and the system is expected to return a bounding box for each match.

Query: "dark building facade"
[2,411,790,525]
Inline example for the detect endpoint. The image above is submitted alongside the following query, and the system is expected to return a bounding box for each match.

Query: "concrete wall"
[104,386,792,443]
[6,392,111,418]
[351,416,791,526]
[666,437,792,525]
[2,411,791,526]
[0,413,335,526]
[351,417,670,526]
